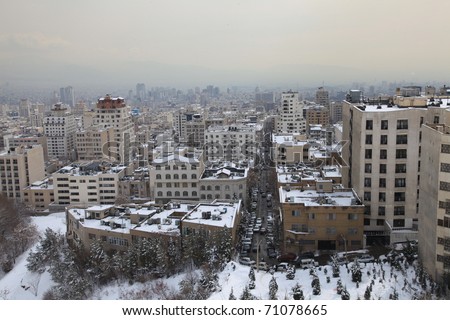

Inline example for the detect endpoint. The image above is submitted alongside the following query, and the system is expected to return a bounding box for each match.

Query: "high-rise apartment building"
[315,87,330,107]
[276,91,306,134]
[342,87,449,245]
[93,95,135,164]
[0,145,45,201]
[44,103,76,161]
[418,122,450,283]
[75,126,115,161]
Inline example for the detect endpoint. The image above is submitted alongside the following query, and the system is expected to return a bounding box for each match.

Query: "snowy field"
[0,212,440,300]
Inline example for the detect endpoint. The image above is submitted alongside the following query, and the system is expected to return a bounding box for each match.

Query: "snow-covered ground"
[0,212,439,300]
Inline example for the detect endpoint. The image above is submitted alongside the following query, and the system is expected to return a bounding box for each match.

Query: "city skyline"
[1,0,450,89]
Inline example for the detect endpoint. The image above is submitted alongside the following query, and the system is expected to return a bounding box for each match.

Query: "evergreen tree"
[286,265,295,280]
[351,261,362,283]
[26,228,64,273]
[364,286,371,300]
[229,287,236,300]
[336,279,344,294]
[341,286,350,300]
[291,283,304,300]
[240,285,255,300]
[248,267,256,282]
[311,275,321,295]
[269,276,278,300]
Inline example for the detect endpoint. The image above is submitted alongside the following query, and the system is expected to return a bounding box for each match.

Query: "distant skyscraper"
[315,87,330,107]
[136,83,146,102]
[59,86,75,107]
[276,91,306,134]
[44,103,76,160]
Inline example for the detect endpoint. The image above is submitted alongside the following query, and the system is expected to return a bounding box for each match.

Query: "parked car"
[267,248,277,258]
[257,261,270,271]
[298,258,319,269]
[277,252,297,263]
[357,254,375,263]
[239,256,256,266]
[276,262,290,272]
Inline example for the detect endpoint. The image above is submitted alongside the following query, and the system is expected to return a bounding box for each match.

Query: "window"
[173,174,179,179]
[348,213,358,220]
[377,219,385,226]
[175,191,180,197]
[380,164,387,174]
[379,192,386,202]
[365,163,372,173]
[365,134,373,144]
[394,192,405,201]
[167,191,172,197]
[440,181,450,191]
[292,210,300,217]
[364,218,371,226]
[328,213,336,220]
[393,219,405,228]
[434,116,440,124]
[348,228,358,235]
[326,227,336,234]
[364,192,371,201]
[365,149,372,159]
[396,135,408,144]
[381,120,388,130]
[166,182,171,188]
[182,174,187,179]
[308,213,316,220]
[183,191,188,197]
[380,149,387,159]
[192,191,197,197]
[441,144,450,154]
[441,163,450,173]
[366,120,373,130]
[156,174,161,180]
[395,163,406,173]
[380,135,388,145]
[364,178,371,187]
[165,174,171,179]
[395,178,406,187]
[397,119,408,129]
[378,206,385,216]
[379,178,386,188]
[394,206,405,215]
[396,149,407,159]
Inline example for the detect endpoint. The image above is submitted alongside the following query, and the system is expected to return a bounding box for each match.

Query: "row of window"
[156,191,197,197]
[365,149,407,159]
[155,164,196,170]
[155,174,197,180]
[290,225,359,235]
[364,218,405,227]
[365,163,408,173]
[365,134,408,145]
[291,211,359,220]
[365,119,409,130]
[364,178,406,188]
[364,192,405,202]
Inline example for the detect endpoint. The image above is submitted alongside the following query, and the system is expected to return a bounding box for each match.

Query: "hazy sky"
[1,0,449,89]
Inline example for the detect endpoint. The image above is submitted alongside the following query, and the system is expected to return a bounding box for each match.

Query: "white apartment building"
[276,91,307,134]
[173,107,205,147]
[93,95,135,164]
[199,165,248,203]
[0,145,45,201]
[44,103,76,161]
[52,161,128,207]
[204,123,262,164]
[342,88,450,245]
[149,152,204,204]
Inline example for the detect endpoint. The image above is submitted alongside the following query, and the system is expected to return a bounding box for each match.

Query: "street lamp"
[256,238,263,272]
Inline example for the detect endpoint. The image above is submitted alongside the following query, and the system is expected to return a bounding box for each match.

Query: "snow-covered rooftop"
[183,201,241,228]
[279,187,361,207]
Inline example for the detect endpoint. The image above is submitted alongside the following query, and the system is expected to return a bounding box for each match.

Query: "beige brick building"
[279,181,364,254]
